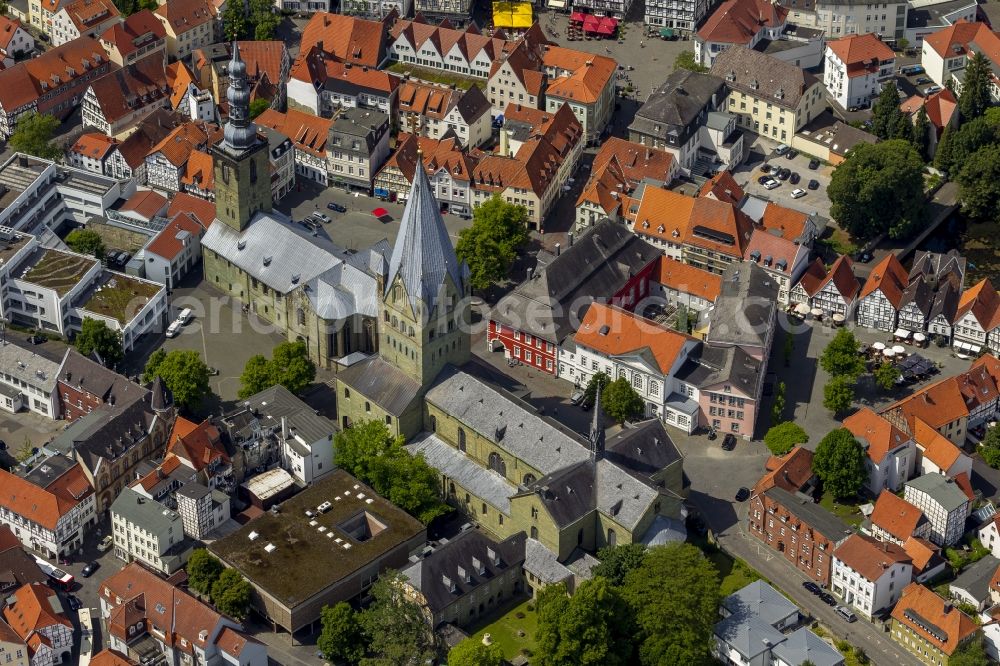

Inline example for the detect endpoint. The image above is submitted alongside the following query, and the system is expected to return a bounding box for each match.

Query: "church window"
[523,473,536,485]
[607,528,617,547]
[250,160,258,183]
[385,416,392,426]
[488,452,506,477]
[365,402,371,413]
[530,526,538,539]
[297,308,305,326]
[221,164,230,184]
[344,388,350,398]
[430,415,437,431]
[458,428,466,452]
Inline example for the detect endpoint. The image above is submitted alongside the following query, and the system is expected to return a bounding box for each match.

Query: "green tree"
[268,340,316,394]
[142,349,210,410]
[583,371,610,407]
[935,114,1000,174]
[622,543,721,665]
[912,105,931,161]
[828,140,927,240]
[536,579,635,666]
[979,425,1000,469]
[673,50,707,73]
[249,98,270,119]
[602,377,644,424]
[823,376,855,416]
[960,52,993,121]
[335,420,450,523]
[65,229,105,260]
[187,549,223,596]
[956,144,1000,222]
[950,637,990,666]
[813,428,868,498]
[237,354,272,399]
[870,82,910,141]
[211,569,252,620]
[820,328,865,379]
[13,437,33,464]
[591,543,647,586]
[771,381,786,424]
[9,111,62,160]
[449,640,504,666]
[673,304,697,333]
[455,195,530,291]
[873,362,900,391]
[897,37,910,52]
[221,0,247,41]
[763,422,809,456]
[318,602,364,665]
[358,572,437,666]
[75,318,123,365]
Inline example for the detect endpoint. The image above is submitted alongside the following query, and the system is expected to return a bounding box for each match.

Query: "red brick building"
[748,447,852,585]
[487,220,660,375]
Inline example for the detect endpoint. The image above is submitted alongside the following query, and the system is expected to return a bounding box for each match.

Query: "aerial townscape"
[2,0,1000,664]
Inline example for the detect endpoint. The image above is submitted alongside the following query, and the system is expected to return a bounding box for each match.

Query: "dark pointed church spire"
[223,43,256,152]
[590,384,604,461]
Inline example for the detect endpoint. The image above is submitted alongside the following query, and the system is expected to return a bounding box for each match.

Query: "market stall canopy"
[913,332,926,341]
[493,1,533,29]
[883,348,896,357]
[372,207,389,217]
[570,11,586,21]
[810,308,824,317]
[794,303,810,315]
[832,313,845,322]
[872,342,886,350]
[892,345,906,354]
[894,328,910,339]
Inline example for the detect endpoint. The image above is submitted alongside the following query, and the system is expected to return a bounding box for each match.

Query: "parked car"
[26,333,44,345]
[722,434,737,451]
[570,388,585,405]
[836,606,858,622]
[777,168,791,181]
[80,562,99,578]
[311,212,331,224]
[924,85,942,95]
[789,172,801,185]
[807,179,820,190]
[177,307,193,325]
[757,175,772,185]
[802,581,821,594]
[735,487,750,501]
[707,428,717,441]
[915,76,932,85]
[820,592,836,606]
[760,164,772,174]
[165,320,183,338]
[790,188,807,199]
[785,149,799,159]
[97,535,113,553]
[326,202,347,213]
[808,159,820,170]
[763,179,780,190]
[774,144,789,155]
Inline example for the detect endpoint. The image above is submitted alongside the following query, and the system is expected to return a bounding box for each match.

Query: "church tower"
[377,153,470,388]
[211,44,272,232]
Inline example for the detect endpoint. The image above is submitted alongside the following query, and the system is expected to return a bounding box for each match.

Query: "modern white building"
[832,534,913,620]
[921,20,1000,92]
[824,32,895,110]
[139,212,205,290]
[904,473,972,546]
[0,339,61,418]
[110,486,190,574]
[789,0,908,43]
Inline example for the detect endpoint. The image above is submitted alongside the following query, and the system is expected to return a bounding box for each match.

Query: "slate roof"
[401,529,526,615]
[491,220,660,343]
[715,615,786,660]
[603,419,682,480]
[722,579,798,625]
[630,69,725,138]
[910,250,966,289]
[523,537,573,585]
[764,486,852,541]
[674,343,762,396]
[770,628,845,666]
[111,487,181,534]
[425,369,589,476]
[385,145,466,315]
[238,384,336,445]
[406,432,516,512]
[337,356,422,417]
[710,46,819,110]
[906,473,970,512]
[706,261,778,350]
[950,554,1000,602]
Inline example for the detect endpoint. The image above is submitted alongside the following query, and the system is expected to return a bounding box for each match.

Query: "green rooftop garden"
[386,62,478,90]
[79,275,161,324]
[23,250,97,296]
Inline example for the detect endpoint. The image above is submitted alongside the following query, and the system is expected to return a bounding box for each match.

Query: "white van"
[165,320,183,338]
[178,308,193,324]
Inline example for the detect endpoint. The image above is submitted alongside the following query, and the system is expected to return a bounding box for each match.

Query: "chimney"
[944,601,953,613]
[281,416,287,441]
[527,267,534,280]
[555,242,561,256]
[567,232,574,246]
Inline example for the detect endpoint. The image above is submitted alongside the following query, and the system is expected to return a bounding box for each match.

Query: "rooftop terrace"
[19,248,98,296]
[76,271,162,324]
[210,470,425,608]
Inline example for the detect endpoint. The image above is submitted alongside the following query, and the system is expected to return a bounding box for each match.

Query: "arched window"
[523,473,536,485]
[488,452,506,477]
[448,482,456,496]
[250,160,258,184]
[430,415,437,432]
[344,388,350,398]
[607,528,617,547]
[458,428,466,452]
[297,308,305,326]
[364,401,371,413]
[385,415,392,426]
[577,529,583,545]
[530,526,538,539]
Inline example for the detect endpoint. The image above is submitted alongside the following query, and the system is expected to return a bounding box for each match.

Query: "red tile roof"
[827,33,894,78]
[629,187,753,261]
[891,583,978,655]
[99,9,164,59]
[699,170,744,205]
[380,133,477,185]
[3,583,72,644]
[154,0,215,34]
[167,60,197,109]
[902,89,958,133]
[0,16,26,53]
[0,36,107,113]
[923,20,1000,61]
[760,203,811,241]
[146,212,203,262]
[168,417,228,471]
[121,189,167,220]
[289,47,399,94]
[871,491,926,543]
[859,253,908,307]
[697,0,788,45]
[903,536,941,573]
[844,407,910,465]
[574,302,695,375]
[753,446,813,496]
[818,255,860,303]
[0,468,86,531]
[886,355,1000,432]
[795,258,828,297]
[59,0,119,32]
[301,12,389,68]
[743,228,802,274]
[87,54,169,124]
[255,107,332,158]
[181,149,213,191]
[913,417,965,472]
[91,649,138,666]
[167,192,215,227]
[834,533,911,581]
[541,45,616,104]
[149,121,220,167]
[70,132,118,161]
[654,256,722,303]
[956,278,1000,330]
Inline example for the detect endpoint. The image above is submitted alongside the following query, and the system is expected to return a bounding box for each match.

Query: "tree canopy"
[334,420,450,523]
[318,602,364,665]
[934,112,1000,175]
[959,52,993,121]
[591,543,647,587]
[674,51,707,73]
[873,362,900,391]
[455,196,530,291]
[956,143,1000,222]
[621,543,721,665]
[221,0,247,41]
[813,428,868,498]
[870,82,914,142]
[357,572,438,666]
[65,229,105,260]
[828,140,926,240]
[142,348,211,410]
[448,640,505,666]
[764,422,809,456]
[10,111,62,160]
[237,341,316,398]
[979,425,1000,469]
[950,637,991,666]
[602,377,645,424]
[536,579,636,666]
[820,328,865,379]
[584,371,610,406]
[187,549,223,596]
[249,98,270,119]
[912,105,931,161]
[211,569,252,620]
[75,318,123,365]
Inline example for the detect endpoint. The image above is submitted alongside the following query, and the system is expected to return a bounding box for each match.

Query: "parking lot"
[731,137,836,219]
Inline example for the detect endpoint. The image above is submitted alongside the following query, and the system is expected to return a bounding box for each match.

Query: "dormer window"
[775,87,784,100]
[750,79,759,90]
[727,70,736,82]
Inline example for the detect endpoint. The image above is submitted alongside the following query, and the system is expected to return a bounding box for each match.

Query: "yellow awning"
[492,1,533,28]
